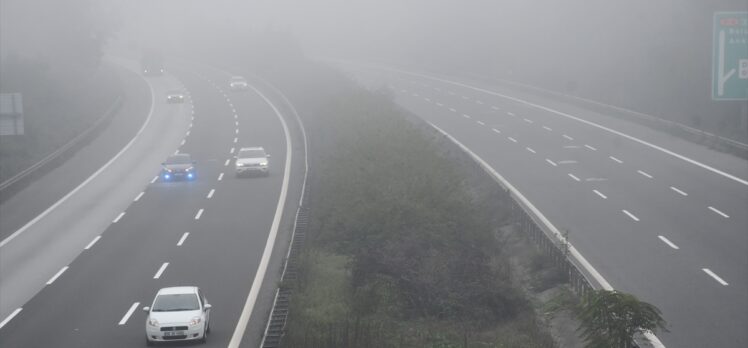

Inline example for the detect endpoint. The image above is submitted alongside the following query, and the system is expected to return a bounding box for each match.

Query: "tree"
[578,289,667,348]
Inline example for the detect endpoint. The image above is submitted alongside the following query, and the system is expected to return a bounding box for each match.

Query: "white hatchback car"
[143,286,211,346]
[235,146,270,177]
[229,76,248,91]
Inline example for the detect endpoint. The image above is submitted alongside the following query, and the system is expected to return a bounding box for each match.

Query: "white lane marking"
[153,263,169,279]
[584,144,597,151]
[523,118,534,124]
[235,121,239,126]
[227,74,294,348]
[542,126,552,131]
[235,129,239,134]
[491,105,500,110]
[0,77,160,249]
[234,114,238,119]
[177,232,189,246]
[180,139,185,146]
[558,160,578,164]
[150,176,159,184]
[609,156,624,164]
[118,302,140,325]
[702,268,729,286]
[568,173,581,182]
[189,123,193,128]
[546,159,557,167]
[207,189,215,199]
[670,186,688,196]
[448,107,457,112]
[424,97,431,102]
[230,147,235,154]
[637,170,653,179]
[658,236,680,250]
[112,212,125,223]
[477,121,485,126]
[526,147,536,154]
[563,134,574,140]
[462,95,470,100]
[462,114,471,119]
[392,69,747,188]
[506,111,515,117]
[435,102,444,107]
[224,159,231,166]
[173,150,179,155]
[46,266,69,285]
[564,145,581,149]
[194,209,204,220]
[593,190,607,199]
[507,137,517,143]
[84,235,101,250]
[708,206,730,218]
[492,128,501,134]
[586,177,608,182]
[622,210,640,222]
[234,137,238,143]
[133,192,145,202]
[232,108,236,113]
[186,130,191,136]
[218,173,224,181]
[0,308,22,329]
[476,100,484,105]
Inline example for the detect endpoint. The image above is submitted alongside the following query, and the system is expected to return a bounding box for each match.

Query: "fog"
[2,0,747,138]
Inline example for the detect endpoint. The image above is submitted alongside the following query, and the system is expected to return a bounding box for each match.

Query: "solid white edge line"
[658,236,680,250]
[702,268,729,286]
[0,73,157,249]
[112,212,125,223]
[207,189,215,199]
[382,67,746,187]
[622,210,640,222]
[118,302,140,325]
[218,173,224,181]
[593,190,608,199]
[227,79,293,348]
[194,209,204,220]
[133,191,145,202]
[153,263,169,279]
[708,206,730,218]
[0,308,22,330]
[670,186,688,196]
[46,266,69,285]
[84,235,101,250]
[177,232,189,246]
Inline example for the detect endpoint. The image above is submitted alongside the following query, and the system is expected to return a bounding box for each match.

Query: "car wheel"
[145,335,154,346]
[200,326,208,344]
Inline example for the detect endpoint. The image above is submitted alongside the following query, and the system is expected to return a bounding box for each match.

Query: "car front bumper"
[235,166,268,175]
[146,324,204,342]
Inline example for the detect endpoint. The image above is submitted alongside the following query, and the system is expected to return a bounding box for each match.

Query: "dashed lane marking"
[637,170,653,179]
[477,121,485,126]
[462,114,471,119]
[118,302,140,325]
[0,308,23,329]
[609,156,623,164]
[568,173,581,182]
[563,134,574,140]
[194,209,204,220]
[546,159,558,167]
[46,266,69,285]
[207,189,215,199]
[702,268,729,286]
[658,236,680,250]
[708,206,729,218]
[543,126,552,131]
[177,232,189,246]
[593,190,607,199]
[526,147,536,154]
[151,176,159,184]
[584,144,597,151]
[84,235,101,250]
[134,192,145,202]
[153,263,169,279]
[670,187,688,196]
[622,210,640,222]
[112,212,125,223]
[507,137,517,143]
[218,172,224,181]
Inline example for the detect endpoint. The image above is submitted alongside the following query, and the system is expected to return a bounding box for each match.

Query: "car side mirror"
[142,306,150,312]
[204,304,212,311]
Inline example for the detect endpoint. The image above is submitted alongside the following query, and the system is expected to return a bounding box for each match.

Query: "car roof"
[168,153,192,159]
[157,286,199,296]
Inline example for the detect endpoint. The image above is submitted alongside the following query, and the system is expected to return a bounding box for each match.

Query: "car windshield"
[238,149,265,158]
[165,154,192,164]
[152,294,199,312]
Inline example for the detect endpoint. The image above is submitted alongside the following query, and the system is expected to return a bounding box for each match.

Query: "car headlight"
[147,318,160,327]
[260,162,268,166]
[189,317,202,327]
[236,163,244,167]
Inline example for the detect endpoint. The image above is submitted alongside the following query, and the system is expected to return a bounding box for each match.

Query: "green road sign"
[712,12,748,101]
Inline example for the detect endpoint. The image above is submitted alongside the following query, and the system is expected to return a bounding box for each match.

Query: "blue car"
[161,154,196,181]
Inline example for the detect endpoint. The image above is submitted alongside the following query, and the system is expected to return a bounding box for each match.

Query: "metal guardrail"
[0,97,123,202]
[473,75,748,159]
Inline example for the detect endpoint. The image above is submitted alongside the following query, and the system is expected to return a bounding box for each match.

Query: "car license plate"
[164,331,184,336]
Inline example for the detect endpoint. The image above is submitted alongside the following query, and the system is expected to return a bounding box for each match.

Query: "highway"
[343,65,748,348]
[0,60,304,347]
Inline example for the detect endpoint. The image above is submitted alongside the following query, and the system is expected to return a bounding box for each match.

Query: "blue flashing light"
[187,173,194,179]
[164,174,171,180]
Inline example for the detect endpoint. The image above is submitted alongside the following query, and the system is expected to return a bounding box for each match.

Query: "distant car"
[143,286,211,346]
[161,153,196,181]
[235,146,270,177]
[229,76,248,91]
[166,90,185,104]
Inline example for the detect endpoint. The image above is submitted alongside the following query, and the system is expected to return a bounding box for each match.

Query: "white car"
[229,76,248,91]
[166,90,185,104]
[235,146,270,177]
[143,286,211,346]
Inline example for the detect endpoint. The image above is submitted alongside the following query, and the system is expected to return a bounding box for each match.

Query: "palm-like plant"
[578,289,667,348]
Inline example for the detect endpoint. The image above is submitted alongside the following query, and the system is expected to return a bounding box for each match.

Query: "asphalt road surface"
[344,65,747,348]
